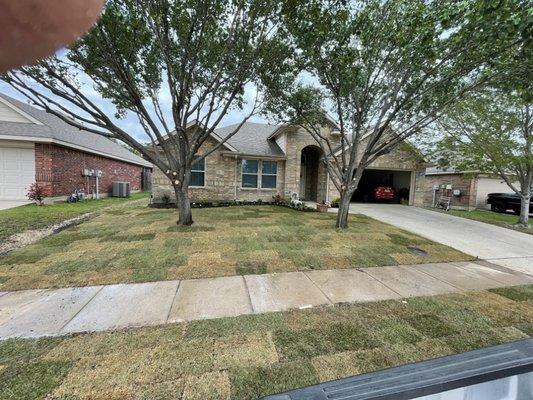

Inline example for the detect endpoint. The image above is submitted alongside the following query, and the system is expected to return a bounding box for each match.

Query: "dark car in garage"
[487,192,533,214]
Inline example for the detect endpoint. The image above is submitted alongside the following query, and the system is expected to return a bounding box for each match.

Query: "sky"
[0,67,271,144]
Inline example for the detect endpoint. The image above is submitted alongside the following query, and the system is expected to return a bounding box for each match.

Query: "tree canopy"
[2,0,287,224]
[263,0,528,227]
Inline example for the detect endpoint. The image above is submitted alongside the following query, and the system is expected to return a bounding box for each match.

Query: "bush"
[26,182,48,205]
[161,194,171,205]
[330,197,341,208]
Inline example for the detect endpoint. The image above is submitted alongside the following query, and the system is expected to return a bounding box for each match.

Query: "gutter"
[0,134,152,168]
[220,151,287,160]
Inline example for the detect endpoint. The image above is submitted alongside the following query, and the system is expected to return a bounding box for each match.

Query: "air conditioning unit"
[112,181,130,198]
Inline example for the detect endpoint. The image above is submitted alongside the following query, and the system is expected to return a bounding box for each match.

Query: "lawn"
[0,205,470,290]
[0,192,150,242]
[429,208,533,235]
[0,285,531,399]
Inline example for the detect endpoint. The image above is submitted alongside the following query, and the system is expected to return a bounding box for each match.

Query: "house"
[152,122,427,205]
[0,93,152,203]
[422,166,514,210]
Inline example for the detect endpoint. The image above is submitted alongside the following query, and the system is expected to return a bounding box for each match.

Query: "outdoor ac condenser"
[112,182,130,197]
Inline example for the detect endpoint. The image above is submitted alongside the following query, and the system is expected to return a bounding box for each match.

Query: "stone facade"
[152,137,286,203]
[282,125,341,203]
[151,126,427,205]
[35,143,144,198]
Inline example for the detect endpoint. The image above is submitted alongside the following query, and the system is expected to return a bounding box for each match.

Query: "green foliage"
[263,0,528,229]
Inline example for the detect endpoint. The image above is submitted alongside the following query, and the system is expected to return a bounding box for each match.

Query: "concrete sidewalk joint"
[0,261,531,340]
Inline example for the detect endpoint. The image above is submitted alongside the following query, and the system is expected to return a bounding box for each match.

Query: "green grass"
[0,205,470,290]
[429,208,532,235]
[0,286,531,399]
[0,192,150,241]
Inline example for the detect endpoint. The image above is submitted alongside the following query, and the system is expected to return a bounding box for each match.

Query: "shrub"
[331,197,341,208]
[26,182,48,205]
[272,193,284,204]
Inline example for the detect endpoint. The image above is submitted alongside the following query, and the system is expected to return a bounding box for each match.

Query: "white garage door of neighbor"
[0,146,36,200]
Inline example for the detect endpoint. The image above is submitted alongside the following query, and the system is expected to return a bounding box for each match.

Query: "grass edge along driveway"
[0,205,471,291]
[0,285,531,399]
[428,207,532,235]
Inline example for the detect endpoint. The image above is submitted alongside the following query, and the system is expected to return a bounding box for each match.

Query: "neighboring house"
[422,166,515,210]
[152,122,427,205]
[0,93,152,202]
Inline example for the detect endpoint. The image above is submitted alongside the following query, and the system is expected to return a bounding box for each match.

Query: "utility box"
[112,181,130,198]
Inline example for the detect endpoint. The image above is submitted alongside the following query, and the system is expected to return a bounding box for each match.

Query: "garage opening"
[351,169,412,203]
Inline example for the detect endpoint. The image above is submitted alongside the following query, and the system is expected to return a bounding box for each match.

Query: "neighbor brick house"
[152,122,427,205]
[0,93,152,202]
[422,166,514,210]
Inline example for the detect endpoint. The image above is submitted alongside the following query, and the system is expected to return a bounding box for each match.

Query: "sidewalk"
[1,260,531,340]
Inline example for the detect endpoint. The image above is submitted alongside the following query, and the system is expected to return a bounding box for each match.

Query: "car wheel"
[491,203,506,213]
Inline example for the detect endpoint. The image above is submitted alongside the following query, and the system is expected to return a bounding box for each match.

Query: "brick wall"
[423,173,477,210]
[35,143,144,197]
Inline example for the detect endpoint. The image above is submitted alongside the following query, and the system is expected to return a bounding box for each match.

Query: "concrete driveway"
[0,200,31,210]
[346,203,533,275]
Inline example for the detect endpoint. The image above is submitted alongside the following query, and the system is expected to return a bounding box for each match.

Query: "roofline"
[210,131,239,152]
[267,124,292,140]
[159,121,239,152]
[220,150,287,160]
[425,170,483,176]
[0,135,152,168]
[0,96,44,125]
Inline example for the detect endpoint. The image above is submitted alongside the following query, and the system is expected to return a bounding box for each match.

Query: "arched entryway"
[300,145,321,201]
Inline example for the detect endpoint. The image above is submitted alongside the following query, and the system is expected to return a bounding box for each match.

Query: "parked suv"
[487,192,533,214]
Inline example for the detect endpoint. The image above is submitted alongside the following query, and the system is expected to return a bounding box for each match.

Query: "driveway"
[0,200,31,210]
[346,203,533,275]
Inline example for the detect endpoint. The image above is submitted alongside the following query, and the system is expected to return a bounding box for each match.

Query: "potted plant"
[316,201,330,213]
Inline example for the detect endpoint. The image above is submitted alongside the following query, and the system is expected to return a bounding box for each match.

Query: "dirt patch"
[0,213,94,255]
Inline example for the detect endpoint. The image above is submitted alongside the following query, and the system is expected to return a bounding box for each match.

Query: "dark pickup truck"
[487,192,533,214]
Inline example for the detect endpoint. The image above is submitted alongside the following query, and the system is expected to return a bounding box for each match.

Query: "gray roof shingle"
[215,122,284,157]
[0,93,151,167]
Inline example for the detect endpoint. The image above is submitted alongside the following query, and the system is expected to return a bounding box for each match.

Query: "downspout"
[234,155,238,200]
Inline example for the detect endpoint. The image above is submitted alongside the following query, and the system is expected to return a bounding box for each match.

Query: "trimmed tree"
[264,0,526,228]
[435,89,532,226]
[1,0,284,225]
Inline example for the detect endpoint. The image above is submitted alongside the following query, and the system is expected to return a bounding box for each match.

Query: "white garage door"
[0,146,35,200]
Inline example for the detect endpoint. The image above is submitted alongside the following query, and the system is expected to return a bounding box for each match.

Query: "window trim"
[240,159,278,190]
[190,157,206,188]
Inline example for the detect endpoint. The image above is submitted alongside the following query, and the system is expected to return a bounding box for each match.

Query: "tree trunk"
[518,194,530,227]
[173,184,193,226]
[336,189,355,229]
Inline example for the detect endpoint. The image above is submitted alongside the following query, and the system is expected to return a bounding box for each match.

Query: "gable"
[366,141,425,170]
[0,97,35,123]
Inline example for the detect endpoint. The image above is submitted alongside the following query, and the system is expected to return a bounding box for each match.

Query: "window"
[241,159,258,188]
[191,158,205,187]
[261,161,277,188]
[241,159,278,189]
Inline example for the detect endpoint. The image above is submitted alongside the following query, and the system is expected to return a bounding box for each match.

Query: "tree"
[430,0,531,226]
[1,0,284,225]
[264,0,527,228]
[435,92,531,226]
